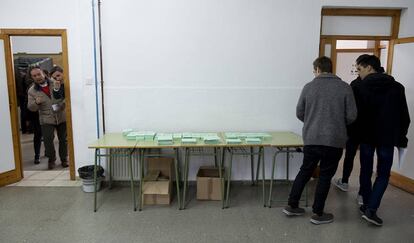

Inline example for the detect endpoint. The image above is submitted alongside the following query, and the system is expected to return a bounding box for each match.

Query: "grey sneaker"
[333,178,349,192]
[357,194,363,205]
[310,213,334,225]
[283,206,305,216]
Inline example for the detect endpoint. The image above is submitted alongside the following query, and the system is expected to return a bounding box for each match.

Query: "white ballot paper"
[398,147,408,169]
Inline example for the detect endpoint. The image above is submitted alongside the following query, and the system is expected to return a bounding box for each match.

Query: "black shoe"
[362,210,383,226]
[310,213,334,225]
[34,159,40,164]
[283,206,305,216]
[61,161,68,168]
[48,159,56,170]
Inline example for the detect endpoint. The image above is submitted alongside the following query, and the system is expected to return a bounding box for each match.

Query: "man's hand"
[52,78,61,90]
[35,96,42,105]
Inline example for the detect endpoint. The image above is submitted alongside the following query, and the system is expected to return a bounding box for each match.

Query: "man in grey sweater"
[283,56,357,224]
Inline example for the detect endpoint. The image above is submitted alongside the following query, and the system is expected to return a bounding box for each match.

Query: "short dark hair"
[356,54,382,73]
[313,56,332,73]
[28,65,42,76]
[50,65,63,76]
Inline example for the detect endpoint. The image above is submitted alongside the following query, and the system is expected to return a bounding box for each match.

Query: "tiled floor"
[8,170,82,187]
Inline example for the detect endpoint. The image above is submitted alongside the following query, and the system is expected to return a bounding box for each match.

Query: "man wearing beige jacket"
[27,66,67,169]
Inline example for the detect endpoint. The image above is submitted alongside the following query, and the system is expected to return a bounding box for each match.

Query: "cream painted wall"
[0,0,413,180]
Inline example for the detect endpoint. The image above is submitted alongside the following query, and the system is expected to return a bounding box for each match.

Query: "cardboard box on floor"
[197,166,224,201]
[142,157,175,205]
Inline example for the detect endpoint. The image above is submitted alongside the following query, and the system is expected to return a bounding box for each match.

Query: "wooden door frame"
[0,33,22,186]
[0,29,76,181]
[387,37,414,74]
[319,8,401,74]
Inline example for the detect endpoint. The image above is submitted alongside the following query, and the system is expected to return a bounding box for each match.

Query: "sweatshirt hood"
[362,73,396,90]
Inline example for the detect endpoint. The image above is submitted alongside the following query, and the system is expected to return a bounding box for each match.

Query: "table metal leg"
[94,148,98,212]
[182,148,190,210]
[268,150,279,208]
[261,147,266,207]
[250,147,255,185]
[139,149,144,211]
[219,147,226,209]
[174,148,182,210]
[225,148,233,208]
[128,149,136,211]
[286,152,289,182]
[255,148,262,185]
[108,149,112,189]
[214,147,218,167]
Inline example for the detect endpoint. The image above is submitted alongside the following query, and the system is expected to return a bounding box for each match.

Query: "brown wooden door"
[0,34,23,186]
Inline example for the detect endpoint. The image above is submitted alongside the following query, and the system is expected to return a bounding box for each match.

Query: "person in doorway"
[50,65,65,99]
[27,66,68,169]
[353,55,410,226]
[283,56,357,225]
[15,67,30,134]
[25,70,43,164]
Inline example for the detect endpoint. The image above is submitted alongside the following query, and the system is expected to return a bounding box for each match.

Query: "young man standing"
[333,54,372,205]
[283,56,357,225]
[353,55,410,226]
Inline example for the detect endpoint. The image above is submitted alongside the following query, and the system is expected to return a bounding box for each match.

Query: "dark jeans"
[342,138,359,184]
[288,145,343,215]
[41,122,67,163]
[359,144,394,212]
[19,96,28,133]
[32,115,42,160]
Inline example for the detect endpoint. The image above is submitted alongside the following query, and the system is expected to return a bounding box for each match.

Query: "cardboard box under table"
[197,166,224,201]
[142,158,175,205]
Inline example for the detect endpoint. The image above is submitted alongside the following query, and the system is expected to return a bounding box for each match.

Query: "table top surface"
[88,133,138,148]
[88,131,303,149]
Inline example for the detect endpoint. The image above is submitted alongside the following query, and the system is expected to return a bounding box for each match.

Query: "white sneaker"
[357,194,363,205]
[333,178,349,192]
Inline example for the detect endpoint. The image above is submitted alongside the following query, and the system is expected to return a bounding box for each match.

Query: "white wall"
[0,0,97,177]
[390,42,414,178]
[1,0,413,180]
[337,40,369,49]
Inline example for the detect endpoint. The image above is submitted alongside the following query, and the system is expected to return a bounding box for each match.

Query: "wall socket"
[85,77,93,86]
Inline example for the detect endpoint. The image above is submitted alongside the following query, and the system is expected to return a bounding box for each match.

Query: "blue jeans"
[342,137,359,184]
[359,144,394,212]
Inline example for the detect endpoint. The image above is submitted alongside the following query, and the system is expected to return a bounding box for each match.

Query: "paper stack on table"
[224,133,239,139]
[245,137,262,144]
[157,134,173,145]
[126,132,140,140]
[136,131,156,141]
[204,135,221,144]
[181,138,197,144]
[122,129,133,136]
[173,133,182,140]
[226,138,242,144]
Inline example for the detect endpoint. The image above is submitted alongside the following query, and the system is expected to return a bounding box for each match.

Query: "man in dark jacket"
[353,55,410,226]
[333,55,373,205]
[283,56,357,225]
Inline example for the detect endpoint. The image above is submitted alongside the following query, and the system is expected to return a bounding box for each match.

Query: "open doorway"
[12,36,67,173]
[0,29,75,185]
[335,40,389,83]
